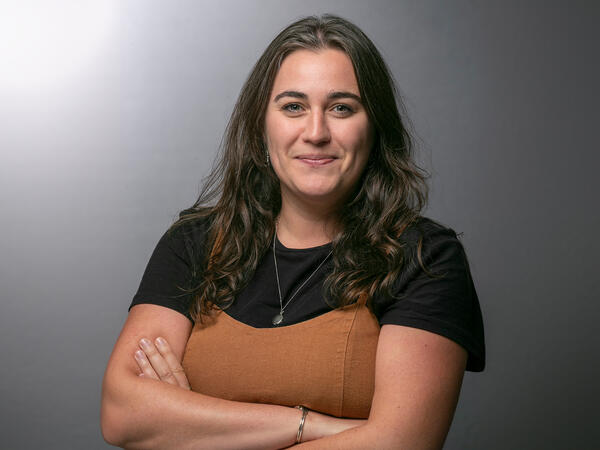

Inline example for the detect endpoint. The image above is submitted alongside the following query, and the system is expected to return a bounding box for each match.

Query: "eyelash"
[281,103,354,115]
[282,103,303,113]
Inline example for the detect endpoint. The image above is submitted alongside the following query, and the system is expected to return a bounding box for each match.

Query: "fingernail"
[135,350,145,360]
[156,337,166,346]
[140,338,151,349]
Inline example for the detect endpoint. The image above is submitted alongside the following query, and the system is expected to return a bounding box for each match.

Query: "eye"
[282,103,304,114]
[332,104,354,115]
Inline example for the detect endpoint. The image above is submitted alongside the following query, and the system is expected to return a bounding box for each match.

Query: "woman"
[101,14,485,449]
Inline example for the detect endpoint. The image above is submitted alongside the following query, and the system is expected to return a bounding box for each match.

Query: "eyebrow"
[273,90,362,103]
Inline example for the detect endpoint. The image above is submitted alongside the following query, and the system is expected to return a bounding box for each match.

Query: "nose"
[301,110,331,145]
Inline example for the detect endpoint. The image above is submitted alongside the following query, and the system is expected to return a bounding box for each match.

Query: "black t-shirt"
[130,216,486,371]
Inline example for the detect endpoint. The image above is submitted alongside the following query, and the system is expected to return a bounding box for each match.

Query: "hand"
[134,336,191,390]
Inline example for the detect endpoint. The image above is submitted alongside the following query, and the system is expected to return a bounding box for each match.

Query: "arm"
[100,304,362,449]
[295,324,468,449]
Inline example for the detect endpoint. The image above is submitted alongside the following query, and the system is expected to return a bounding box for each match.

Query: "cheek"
[265,115,297,151]
[339,122,373,161]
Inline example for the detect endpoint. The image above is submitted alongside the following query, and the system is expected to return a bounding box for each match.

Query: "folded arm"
[100,304,362,449]
[295,324,468,449]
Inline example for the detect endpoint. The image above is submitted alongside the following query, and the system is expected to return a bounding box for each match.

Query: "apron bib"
[182,295,380,418]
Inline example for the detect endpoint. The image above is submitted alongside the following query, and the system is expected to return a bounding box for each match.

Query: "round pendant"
[272,313,284,326]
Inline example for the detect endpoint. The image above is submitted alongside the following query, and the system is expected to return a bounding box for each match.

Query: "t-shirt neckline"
[274,234,333,253]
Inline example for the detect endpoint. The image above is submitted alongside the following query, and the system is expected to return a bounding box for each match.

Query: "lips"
[296,154,337,163]
[296,154,337,166]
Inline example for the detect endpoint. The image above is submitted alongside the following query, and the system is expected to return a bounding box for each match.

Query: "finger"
[134,349,159,380]
[155,337,191,390]
[138,338,179,386]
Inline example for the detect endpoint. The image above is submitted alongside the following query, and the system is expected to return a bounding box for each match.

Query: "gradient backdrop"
[1,1,598,448]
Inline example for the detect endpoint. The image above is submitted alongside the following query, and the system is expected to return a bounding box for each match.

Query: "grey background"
[1,1,598,449]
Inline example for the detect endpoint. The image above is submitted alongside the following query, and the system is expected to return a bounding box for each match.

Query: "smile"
[296,155,338,166]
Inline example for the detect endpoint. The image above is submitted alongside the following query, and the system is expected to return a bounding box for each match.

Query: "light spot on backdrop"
[0,0,117,92]
[0,0,119,207]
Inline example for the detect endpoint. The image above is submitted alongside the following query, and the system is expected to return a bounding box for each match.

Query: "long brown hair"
[174,14,429,322]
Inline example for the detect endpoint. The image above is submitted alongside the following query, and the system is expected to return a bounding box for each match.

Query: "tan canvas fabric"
[182,295,380,418]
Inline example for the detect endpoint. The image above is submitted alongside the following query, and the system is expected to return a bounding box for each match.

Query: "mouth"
[295,154,338,166]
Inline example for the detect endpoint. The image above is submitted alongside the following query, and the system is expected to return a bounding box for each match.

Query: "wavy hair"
[174,14,429,322]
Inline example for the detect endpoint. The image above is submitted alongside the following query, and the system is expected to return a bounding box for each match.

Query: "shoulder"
[128,209,215,322]
[375,216,486,371]
[400,216,461,249]
[162,209,214,261]
[168,208,213,241]
[395,216,466,282]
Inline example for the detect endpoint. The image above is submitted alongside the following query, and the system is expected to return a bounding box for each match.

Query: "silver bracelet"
[294,405,309,444]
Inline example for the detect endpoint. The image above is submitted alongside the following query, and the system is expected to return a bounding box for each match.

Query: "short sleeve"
[378,221,486,372]
[129,218,208,322]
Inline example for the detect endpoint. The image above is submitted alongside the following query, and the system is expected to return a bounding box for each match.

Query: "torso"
[182,293,380,418]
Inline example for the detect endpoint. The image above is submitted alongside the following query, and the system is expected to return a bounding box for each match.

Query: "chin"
[293,184,342,202]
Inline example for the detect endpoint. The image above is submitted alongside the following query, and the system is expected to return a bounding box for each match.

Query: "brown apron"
[182,294,380,418]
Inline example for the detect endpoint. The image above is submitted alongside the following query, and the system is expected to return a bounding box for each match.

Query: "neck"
[276,194,340,249]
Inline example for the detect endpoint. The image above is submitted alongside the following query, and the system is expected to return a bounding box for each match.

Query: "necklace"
[271,225,333,326]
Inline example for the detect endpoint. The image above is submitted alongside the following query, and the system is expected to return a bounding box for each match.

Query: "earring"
[266,150,270,166]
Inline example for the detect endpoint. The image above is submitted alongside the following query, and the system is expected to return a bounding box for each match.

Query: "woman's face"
[264,48,374,210]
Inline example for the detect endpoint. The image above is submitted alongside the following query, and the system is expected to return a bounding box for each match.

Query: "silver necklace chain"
[272,225,333,326]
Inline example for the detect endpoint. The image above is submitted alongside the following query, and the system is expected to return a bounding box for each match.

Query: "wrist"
[297,409,335,442]
[294,406,309,444]
[298,409,368,443]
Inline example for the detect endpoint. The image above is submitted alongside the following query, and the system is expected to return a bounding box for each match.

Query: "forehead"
[271,48,359,96]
